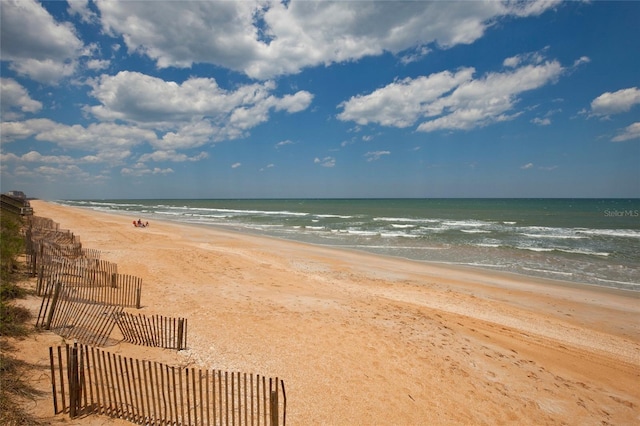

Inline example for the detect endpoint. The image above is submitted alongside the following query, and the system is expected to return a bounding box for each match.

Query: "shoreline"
[13,200,640,425]
[46,199,640,296]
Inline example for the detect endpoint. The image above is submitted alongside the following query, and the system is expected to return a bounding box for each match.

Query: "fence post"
[49,347,59,414]
[45,281,62,330]
[36,263,44,295]
[177,319,184,351]
[135,288,141,309]
[69,344,80,418]
[270,389,279,426]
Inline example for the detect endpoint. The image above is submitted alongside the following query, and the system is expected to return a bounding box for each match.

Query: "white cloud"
[86,71,312,144]
[418,61,563,132]
[338,57,564,132]
[86,59,110,71]
[503,49,548,68]
[275,139,295,149]
[573,56,590,67]
[531,117,551,126]
[0,118,156,166]
[590,87,640,117]
[121,166,174,177]
[0,118,59,142]
[611,122,640,142]
[364,151,390,162]
[314,156,336,168]
[521,163,534,170]
[33,164,94,182]
[0,78,42,120]
[0,0,85,83]
[67,0,98,24]
[138,150,208,163]
[9,58,78,86]
[36,121,157,152]
[153,167,174,175]
[158,121,221,151]
[2,151,75,165]
[231,162,242,169]
[338,68,475,127]
[93,0,560,79]
[400,46,431,65]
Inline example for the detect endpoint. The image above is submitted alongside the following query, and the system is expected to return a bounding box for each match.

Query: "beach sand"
[9,200,640,425]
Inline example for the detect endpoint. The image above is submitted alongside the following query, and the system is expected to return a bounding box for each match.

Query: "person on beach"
[133,219,149,228]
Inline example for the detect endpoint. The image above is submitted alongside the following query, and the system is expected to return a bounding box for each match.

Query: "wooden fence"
[50,343,286,425]
[46,298,123,346]
[26,232,85,274]
[36,276,144,343]
[116,312,187,350]
[37,272,141,311]
[36,257,119,294]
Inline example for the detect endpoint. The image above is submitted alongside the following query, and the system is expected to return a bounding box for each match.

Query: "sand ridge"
[9,200,640,425]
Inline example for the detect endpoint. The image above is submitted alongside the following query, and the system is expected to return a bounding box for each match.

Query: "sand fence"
[24,214,287,425]
[51,343,285,426]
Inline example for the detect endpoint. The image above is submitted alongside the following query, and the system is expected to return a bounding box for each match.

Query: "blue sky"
[1,0,639,199]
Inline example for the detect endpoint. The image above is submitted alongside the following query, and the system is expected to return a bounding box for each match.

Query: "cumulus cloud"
[67,0,99,24]
[0,119,157,165]
[338,57,564,132]
[86,71,312,145]
[611,122,640,142]
[93,0,560,79]
[86,59,110,71]
[35,164,92,179]
[0,78,42,120]
[1,118,59,142]
[590,87,640,117]
[121,166,174,177]
[0,0,85,83]
[138,150,208,163]
[338,68,475,128]
[520,163,534,170]
[231,162,242,169]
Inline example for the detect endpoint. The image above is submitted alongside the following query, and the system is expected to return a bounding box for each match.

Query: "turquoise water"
[56,199,640,291]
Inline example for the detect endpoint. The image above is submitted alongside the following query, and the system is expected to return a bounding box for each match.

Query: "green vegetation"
[1,210,29,337]
[1,211,25,281]
[1,210,43,425]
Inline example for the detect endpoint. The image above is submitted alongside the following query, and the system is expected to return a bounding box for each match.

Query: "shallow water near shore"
[56,198,640,291]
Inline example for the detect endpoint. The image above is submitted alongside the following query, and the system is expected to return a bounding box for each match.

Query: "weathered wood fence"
[37,270,142,311]
[116,312,187,350]
[36,257,119,294]
[51,343,286,425]
[40,295,123,346]
[27,214,285,424]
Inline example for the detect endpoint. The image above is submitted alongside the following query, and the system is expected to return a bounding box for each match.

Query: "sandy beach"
[10,200,640,425]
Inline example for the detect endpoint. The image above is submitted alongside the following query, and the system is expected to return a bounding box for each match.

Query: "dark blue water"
[56,199,640,291]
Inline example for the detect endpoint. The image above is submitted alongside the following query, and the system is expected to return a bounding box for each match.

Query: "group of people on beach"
[133,218,149,228]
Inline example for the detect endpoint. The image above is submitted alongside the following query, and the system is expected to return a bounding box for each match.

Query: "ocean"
[55,198,640,292]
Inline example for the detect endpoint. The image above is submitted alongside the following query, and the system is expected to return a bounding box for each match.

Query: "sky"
[1,0,639,200]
